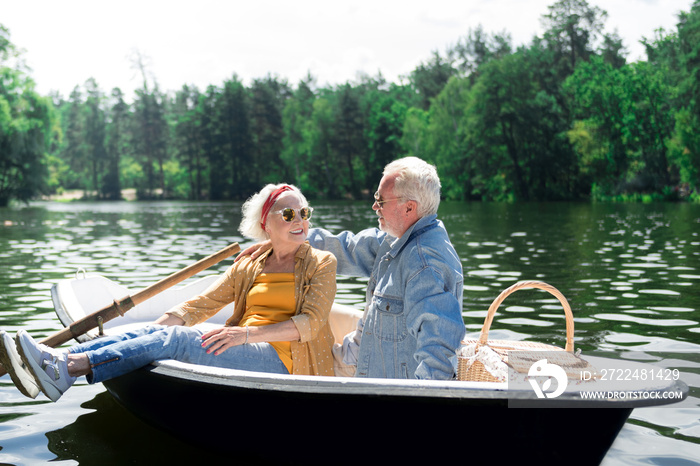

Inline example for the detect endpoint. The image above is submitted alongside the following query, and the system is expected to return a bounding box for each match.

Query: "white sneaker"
[0,330,40,398]
[15,330,76,402]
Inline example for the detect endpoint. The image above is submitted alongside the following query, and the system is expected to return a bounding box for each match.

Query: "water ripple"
[0,200,698,466]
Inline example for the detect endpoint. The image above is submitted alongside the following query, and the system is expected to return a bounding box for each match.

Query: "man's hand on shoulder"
[234,240,272,262]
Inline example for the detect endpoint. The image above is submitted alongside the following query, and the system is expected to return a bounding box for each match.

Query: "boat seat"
[328,303,362,344]
[327,304,362,376]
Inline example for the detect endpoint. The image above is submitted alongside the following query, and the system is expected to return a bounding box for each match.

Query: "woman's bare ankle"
[66,353,92,377]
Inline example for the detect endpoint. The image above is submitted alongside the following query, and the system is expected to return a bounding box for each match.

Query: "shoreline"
[41,188,139,202]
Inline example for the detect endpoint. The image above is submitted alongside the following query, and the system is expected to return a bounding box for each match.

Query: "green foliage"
[567,53,679,197]
[366,92,407,190]
[565,56,629,191]
[103,88,128,200]
[333,83,367,199]
[119,155,144,190]
[408,51,456,110]
[220,76,256,198]
[162,159,189,199]
[451,25,513,78]
[674,1,700,191]
[669,109,700,187]
[0,26,56,206]
[171,84,205,200]
[540,0,608,77]
[281,76,315,192]
[132,85,169,199]
[423,76,471,200]
[2,0,700,206]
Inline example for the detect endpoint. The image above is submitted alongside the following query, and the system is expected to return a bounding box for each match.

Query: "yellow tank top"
[239,273,295,373]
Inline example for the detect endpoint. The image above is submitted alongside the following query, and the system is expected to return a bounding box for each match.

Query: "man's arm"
[306,227,383,277]
[235,227,384,274]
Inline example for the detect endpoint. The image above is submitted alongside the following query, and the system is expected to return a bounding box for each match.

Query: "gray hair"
[238,183,308,241]
[384,157,441,217]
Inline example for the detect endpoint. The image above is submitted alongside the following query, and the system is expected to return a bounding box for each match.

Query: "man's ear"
[405,200,417,215]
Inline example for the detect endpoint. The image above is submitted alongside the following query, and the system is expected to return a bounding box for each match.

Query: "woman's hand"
[201,326,249,356]
[234,240,272,262]
[201,321,301,356]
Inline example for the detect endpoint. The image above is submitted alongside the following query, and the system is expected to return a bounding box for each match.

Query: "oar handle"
[40,297,136,348]
[130,242,241,306]
[0,242,241,377]
[42,242,241,347]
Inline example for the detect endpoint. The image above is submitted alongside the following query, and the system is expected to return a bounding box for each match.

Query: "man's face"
[372,173,409,238]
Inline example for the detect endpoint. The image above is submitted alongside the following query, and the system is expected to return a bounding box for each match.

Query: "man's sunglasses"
[272,207,313,222]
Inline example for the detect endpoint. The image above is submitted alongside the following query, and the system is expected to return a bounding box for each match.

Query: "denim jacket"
[307,214,465,380]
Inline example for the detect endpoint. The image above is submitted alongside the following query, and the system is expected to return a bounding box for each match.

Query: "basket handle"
[479,281,575,352]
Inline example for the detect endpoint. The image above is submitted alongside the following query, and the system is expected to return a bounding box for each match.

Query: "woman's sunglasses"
[272,207,313,222]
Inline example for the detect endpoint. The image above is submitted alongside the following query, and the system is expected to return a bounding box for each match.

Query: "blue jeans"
[68,325,289,384]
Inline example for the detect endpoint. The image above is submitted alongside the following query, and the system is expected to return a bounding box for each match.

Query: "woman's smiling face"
[264,192,309,247]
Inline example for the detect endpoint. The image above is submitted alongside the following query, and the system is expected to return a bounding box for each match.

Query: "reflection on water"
[1,200,699,465]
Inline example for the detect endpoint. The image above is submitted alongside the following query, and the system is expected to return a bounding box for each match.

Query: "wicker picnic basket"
[457,280,594,382]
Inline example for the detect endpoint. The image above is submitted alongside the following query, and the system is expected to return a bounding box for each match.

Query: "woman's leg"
[68,325,167,354]
[86,326,288,383]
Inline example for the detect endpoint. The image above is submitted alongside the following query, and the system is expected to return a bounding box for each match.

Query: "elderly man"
[241,157,464,380]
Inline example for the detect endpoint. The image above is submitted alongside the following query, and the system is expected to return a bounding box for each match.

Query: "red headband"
[260,185,294,230]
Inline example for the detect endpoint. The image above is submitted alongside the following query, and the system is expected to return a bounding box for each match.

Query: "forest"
[1,0,699,206]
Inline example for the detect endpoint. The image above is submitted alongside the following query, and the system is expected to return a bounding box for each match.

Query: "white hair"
[238,183,308,241]
[384,157,441,217]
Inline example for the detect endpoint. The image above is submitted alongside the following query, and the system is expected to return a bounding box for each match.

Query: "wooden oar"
[0,242,240,377]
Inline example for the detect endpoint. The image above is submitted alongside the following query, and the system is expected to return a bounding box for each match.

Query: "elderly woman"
[3,184,337,402]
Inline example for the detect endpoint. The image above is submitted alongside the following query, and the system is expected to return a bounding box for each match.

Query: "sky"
[1,0,694,100]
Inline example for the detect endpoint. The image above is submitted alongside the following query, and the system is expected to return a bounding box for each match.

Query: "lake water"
[0,200,699,465]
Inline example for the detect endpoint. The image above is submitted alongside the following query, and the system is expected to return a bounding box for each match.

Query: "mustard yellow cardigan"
[167,243,337,376]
